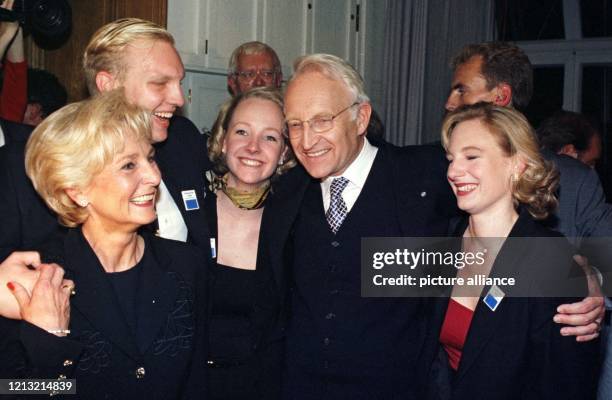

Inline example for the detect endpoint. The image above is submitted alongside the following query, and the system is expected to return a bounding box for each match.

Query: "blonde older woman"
[422,102,599,400]
[205,86,295,400]
[0,90,208,399]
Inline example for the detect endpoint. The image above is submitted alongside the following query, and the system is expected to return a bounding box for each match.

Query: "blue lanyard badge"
[210,238,217,259]
[181,189,200,211]
[483,284,505,312]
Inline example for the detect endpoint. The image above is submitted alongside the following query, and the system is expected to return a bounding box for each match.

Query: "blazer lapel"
[160,173,209,247]
[453,213,532,384]
[453,289,511,384]
[261,165,312,290]
[135,235,179,354]
[64,230,141,359]
[155,138,210,250]
[382,145,441,237]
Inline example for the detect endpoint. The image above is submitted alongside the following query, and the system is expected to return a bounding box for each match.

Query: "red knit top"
[439,299,475,371]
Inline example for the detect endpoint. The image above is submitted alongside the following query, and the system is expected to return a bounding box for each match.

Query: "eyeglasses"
[285,102,360,138]
[235,69,277,82]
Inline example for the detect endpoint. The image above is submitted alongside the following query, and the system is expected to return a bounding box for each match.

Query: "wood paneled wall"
[25,0,167,102]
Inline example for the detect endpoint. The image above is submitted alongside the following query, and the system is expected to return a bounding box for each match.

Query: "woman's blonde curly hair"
[441,102,559,220]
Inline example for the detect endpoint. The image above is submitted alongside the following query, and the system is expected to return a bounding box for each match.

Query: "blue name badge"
[181,190,200,211]
[210,238,217,259]
[483,284,505,312]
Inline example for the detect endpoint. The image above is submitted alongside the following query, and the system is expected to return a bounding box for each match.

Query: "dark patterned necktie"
[326,177,350,234]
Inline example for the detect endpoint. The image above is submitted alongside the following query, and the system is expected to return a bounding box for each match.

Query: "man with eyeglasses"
[264,53,454,399]
[227,41,282,96]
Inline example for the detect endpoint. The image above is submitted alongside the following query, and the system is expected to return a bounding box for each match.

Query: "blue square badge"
[483,284,505,312]
[181,189,200,211]
[484,294,499,310]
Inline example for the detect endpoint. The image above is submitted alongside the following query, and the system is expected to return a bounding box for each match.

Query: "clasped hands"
[1,251,72,336]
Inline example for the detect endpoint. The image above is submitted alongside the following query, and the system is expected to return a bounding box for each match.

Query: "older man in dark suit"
[267,53,454,399]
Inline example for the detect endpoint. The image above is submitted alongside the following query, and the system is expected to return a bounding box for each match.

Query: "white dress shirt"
[0,125,5,148]
[156,179,189,242]
[321,138,378,213]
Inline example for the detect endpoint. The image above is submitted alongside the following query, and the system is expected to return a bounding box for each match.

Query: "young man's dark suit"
[0,116,212,261]
[151,116,212,251]
[262,141,457,400]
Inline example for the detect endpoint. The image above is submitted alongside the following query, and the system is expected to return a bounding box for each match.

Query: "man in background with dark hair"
[537,110,602,169]
[447,42,611,248]
[22,68,67,126]
[446,42,532,112]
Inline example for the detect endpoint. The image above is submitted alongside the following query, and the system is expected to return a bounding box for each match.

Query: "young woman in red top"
[423,103,599,400]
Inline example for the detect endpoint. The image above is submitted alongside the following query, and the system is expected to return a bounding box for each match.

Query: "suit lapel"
[155,131,209,249]
[382,145,439,237]
[454,212,532,384]
[261,166,312,290]
[64,230,141,359]
[155,150,210,249]
[453,289,511,384]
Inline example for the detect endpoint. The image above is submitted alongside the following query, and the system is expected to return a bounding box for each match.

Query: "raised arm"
[0,0,19,57]
[1,25,26,122]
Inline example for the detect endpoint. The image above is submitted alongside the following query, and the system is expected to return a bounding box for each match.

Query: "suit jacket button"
[63,359,73,367]
[136,367,146,378]
[325,312,336,320]
[331,241,340,247]
[323,337,331,346]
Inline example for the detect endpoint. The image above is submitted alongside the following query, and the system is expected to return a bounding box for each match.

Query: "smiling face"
[82,136,161,233]
[284,70,369,180]
[112,39,185,143]
[446,119,517,218]
[222,97,286,191]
